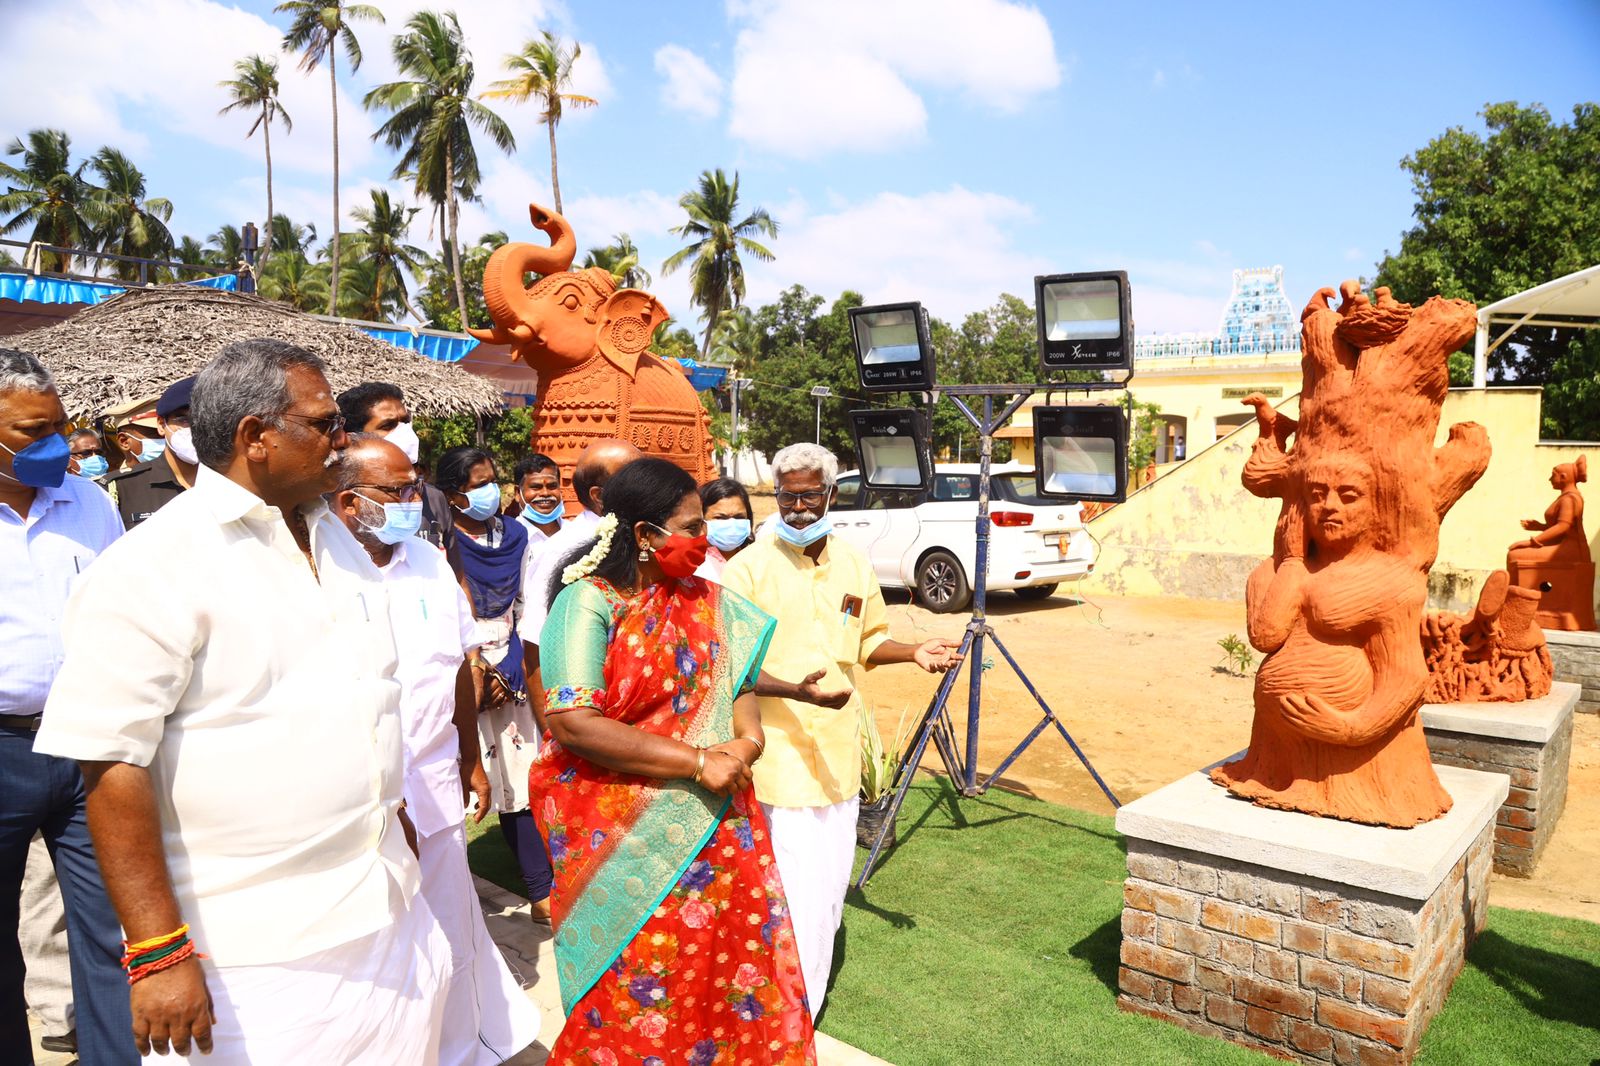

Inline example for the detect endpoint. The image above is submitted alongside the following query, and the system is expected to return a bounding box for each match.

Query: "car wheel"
[916,550,971,613]
[1014,584,1058,601]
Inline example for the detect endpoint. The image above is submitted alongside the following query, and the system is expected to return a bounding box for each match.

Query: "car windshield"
[993,473,1052,504]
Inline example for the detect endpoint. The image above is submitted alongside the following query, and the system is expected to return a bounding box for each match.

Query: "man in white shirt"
[519,437,640,727]
[0,348,132,1066]
[331,434,540,1066]
[35,339,447,1064]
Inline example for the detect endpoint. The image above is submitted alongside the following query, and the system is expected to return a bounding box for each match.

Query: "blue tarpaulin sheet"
[360,324,479,363]
[674,357,730,391]
[0,271,238,306]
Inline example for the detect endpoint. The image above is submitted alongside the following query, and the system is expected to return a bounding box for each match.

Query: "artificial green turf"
[819,781,1600,1066]
[463,783,1600,1064]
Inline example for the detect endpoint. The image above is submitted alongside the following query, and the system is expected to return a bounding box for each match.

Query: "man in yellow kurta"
[720,443,960,1017]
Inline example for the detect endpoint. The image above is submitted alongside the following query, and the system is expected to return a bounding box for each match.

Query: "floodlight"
[1032,404,1127,502]
[1034,271,1132,377]
[848,408,932,491]
[848,302,936,392]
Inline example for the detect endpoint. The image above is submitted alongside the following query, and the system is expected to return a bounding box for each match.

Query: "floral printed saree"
[533,575,815,1066]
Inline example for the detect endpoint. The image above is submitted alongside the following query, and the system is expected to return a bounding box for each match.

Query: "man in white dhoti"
[35,339,448,1064]
[332,434,541,1066]
[720,443,960,1018]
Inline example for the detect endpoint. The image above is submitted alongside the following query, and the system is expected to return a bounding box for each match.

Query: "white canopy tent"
[1472,264,1600,387]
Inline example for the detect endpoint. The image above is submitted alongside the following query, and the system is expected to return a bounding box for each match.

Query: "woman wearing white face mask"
[434,445,556,923]
[695,477,756,583]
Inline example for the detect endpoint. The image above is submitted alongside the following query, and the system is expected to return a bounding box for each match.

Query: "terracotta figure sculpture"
[1506,455,1595,631]
[469,204,715,505]
[1422,570,1553,703]
[1210,282,1490,828]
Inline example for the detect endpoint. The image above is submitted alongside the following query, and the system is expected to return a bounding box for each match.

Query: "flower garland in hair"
[562,513,619,585]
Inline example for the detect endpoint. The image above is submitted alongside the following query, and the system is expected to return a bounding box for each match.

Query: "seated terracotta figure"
[1506,455,1595,631]
[1422,570,1553,703]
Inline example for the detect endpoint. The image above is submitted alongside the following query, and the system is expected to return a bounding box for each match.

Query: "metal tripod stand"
[855,385,1122,889]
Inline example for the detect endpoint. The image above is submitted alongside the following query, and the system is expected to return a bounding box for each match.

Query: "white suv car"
[830,464,1096,613]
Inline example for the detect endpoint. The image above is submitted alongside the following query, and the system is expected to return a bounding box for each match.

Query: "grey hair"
[334,431,395,492]
[0,348,55,396]
[771,442,838,489]
[190,339,327,469]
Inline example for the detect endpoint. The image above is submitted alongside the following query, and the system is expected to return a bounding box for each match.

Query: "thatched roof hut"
[11,285,505,419]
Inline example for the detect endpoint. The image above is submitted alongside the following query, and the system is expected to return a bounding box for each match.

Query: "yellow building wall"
[1077,387,1597,613]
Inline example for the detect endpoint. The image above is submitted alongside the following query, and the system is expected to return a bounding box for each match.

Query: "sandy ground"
[854,587,1600,925]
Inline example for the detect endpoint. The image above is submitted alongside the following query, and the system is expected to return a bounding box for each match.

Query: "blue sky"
[2,0,1596,335]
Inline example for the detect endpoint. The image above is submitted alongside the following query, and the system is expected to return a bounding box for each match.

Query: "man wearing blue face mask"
[719,442,961,1019]
[69,429,110,484]
[332,436,540,1066]
[0,348,133,1065]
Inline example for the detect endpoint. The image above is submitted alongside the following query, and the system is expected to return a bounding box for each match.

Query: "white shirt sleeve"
[456,585,480,657]
[37,546,196,766]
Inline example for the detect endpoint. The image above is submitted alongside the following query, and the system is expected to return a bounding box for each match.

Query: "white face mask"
[167,426,199,466]
[385,420,421,465]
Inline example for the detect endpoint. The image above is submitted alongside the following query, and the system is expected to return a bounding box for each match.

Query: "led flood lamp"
[1032,404,1127,503]
[848,408,932,491]
[848,302,936,392]
[1035,271,1132,378]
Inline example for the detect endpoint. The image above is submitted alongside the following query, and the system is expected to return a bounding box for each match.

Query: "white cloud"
[655,45,723,119]
[0,0,378,178]
[727,0,1060,157]
[1151,69,1168,90]
[739,185,1049,321]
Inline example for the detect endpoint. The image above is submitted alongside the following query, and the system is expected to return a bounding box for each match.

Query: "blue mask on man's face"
[76,454,109,480]
[774,512,832,548]
[138,438,166,463]
[0,433,71,488]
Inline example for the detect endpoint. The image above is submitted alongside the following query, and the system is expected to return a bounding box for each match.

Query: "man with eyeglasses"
[68,428,110,483]
[104,376,200,528]
[330,434,540,1066]
[37,339,449,1063]
[720,442,961,1019]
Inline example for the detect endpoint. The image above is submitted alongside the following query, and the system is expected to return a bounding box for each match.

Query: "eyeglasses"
[164,413,191,429]
[353,481,423,503]
[71,447,105,458]
[775,490,828,507]
[280,412,346,438]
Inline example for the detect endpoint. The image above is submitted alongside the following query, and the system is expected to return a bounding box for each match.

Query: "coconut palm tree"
[480,31,595,213]
[171,235,209,280]
[0,129,106,273]
[277,0,384,315]
[258,249,329,311]
[345,188,427,322]
[218,54,293,259]
[208,224,245,269]
[269,213,318,258]
[365,10,514,330]
[89,147,174,281]
[582,232,650,289]
[710,305,765,370]
[662,169,778,356]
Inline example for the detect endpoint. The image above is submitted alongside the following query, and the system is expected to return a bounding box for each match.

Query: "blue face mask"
[0,433,71,489]
[707,517,752,552]
[76,455,109,480]
[357,495,425,545]
[138,438,167,463]
[520,502,562,526]
[775,512,832,548]
[457,483,501,522]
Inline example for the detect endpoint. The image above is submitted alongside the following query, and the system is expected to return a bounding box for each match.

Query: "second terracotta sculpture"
[1211,283,1489,828]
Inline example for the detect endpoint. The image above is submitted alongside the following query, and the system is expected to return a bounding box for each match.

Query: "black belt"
[0,714,42,732]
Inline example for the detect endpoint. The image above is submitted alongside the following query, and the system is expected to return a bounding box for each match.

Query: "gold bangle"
[738,734,765,758]
[691,747,706,783]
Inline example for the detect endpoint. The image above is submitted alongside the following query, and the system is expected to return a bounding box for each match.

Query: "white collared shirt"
[520,507,601,644]
[35,465,417,966]
[0,473,123,716]
[378,538,480,838]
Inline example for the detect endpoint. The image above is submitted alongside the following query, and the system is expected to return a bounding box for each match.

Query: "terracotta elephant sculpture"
[468,203,716,507]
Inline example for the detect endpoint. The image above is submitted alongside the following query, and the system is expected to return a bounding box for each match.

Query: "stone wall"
[1424,717,1572,876]
[1546,629,1600,714]
[1117,822,1494,1065]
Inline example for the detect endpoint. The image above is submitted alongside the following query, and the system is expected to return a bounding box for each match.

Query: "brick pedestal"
[1115,765,1505,1065]
[1421,681,1577,876]
[1545,629,1600,715]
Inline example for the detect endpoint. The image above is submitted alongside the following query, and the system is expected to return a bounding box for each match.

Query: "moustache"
[783,511,820,528]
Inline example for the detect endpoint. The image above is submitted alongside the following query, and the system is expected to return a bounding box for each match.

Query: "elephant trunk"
[471,203,579,344]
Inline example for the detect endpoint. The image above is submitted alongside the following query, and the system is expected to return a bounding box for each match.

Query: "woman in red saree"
[532,458,815,1066]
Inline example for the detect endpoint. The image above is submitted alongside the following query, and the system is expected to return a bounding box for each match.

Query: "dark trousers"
[0,727,136,1065]
[497,810,553,903]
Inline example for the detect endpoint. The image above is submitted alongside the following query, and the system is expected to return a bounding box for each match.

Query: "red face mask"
[651,527,709,578]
